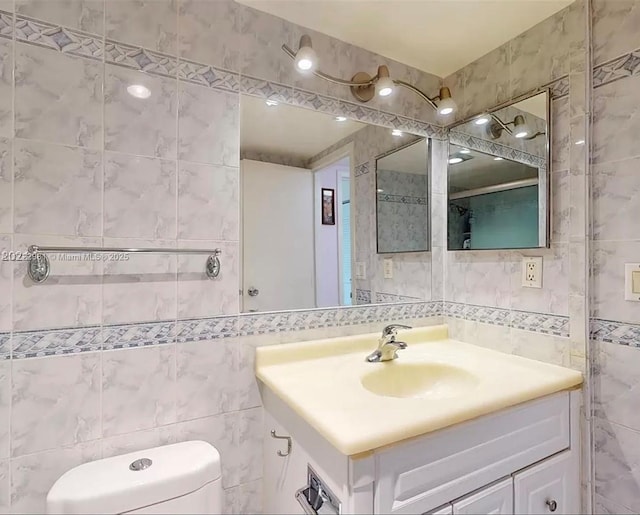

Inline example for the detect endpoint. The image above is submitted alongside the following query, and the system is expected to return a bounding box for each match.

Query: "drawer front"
[375,392,570,514]
[514,450,579,514]
[453,478,513,515]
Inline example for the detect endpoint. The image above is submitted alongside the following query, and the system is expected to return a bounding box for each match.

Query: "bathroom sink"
[360,361,479,399]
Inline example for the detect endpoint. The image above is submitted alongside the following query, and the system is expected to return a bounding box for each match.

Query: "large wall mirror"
[376,139,429,253]
[447,90,550,250]
[240,95,432,313]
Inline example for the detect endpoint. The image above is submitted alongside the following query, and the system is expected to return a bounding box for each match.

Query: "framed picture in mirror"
[322,188,336,225]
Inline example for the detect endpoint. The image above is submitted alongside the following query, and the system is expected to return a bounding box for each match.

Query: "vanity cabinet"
[262,388,581,515]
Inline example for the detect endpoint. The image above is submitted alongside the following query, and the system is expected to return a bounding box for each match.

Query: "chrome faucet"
[365,324,412,362]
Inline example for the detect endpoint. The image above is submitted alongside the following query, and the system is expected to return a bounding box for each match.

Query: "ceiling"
[240,94,366,162]
[238,0,572,77]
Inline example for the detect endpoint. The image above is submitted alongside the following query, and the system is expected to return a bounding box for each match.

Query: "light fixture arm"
[392,80,439,111]
[281,44,375,87]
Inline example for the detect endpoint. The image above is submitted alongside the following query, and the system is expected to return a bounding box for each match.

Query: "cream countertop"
[255,325,583,456]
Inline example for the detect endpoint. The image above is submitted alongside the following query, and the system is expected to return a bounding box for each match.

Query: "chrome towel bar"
[26,245,222,284]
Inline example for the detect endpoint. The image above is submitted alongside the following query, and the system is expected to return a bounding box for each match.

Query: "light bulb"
[335,116,347,122]
[295,35,317,72]
[375,65,394,97]
[127,84,151,99]
[513,115,530,139]
[391,129,403,137]
[494,157,503,161]
[449,157,463,164]
[265,99,278,107]
[475,114,491,125]
[437,87,457,116]
[459,148,471,154]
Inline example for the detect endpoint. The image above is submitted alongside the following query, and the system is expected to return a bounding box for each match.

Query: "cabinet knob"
[546,499,558,512]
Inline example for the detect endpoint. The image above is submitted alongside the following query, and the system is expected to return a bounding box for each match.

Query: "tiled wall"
[590,1,640,512]
[0,0,446,512]
[441,1,588,373]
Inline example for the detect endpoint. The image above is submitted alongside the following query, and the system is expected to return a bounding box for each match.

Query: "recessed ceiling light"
[391,129,403,136]
[449,157,463,164]
[127,84,151,99]
[494,157,504,161]
[335,116,347,122]
[575,139,585,145]
[265,99,279,107]
[475,114,491,125]
[459,148,470,154]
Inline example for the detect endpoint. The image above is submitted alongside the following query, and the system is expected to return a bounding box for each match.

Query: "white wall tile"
[178,83,239,166]
[105,65,177,159]
[16,0,104,34]
[12,234,103,331]
[176,339,237,421]
[14,139,102,237]
[102,345,176,436]
[178,0,240,71]
[237,343,261,410]
[11,353,101,457]
[237,407,262,484]
[177,240,239,318]
[592,0,640,66]
[0,235,11,334]
[0,139,9,235]
[10,440,101,514]
[177,162,239,241]
[102,238,177,325]
[15,43,102,149]
[461,45,509,119]
[101,427,162,459]
[104,152,177,239]
[510,328,569,367]
[0,361,8,459]
[0,458,8,514]
[0,39,11,140]
[595,494,635,515]
[106,0,177,55]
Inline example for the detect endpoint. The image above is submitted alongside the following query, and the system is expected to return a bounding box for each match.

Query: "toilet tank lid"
[46,441,222,515]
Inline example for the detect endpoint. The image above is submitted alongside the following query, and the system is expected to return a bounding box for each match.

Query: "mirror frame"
[374,137,431,254]
[446,88,552,251]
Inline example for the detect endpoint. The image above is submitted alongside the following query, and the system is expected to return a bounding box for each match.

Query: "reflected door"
[241,160,315,312]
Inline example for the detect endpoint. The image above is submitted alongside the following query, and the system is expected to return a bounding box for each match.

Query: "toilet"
[46,441,223,514]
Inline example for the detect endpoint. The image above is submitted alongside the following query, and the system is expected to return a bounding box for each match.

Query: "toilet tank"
[46,441,222,515]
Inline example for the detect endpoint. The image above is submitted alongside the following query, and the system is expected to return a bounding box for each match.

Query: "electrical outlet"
[355,262,366,280]
[522,257,543,288]
[383,258,393,279]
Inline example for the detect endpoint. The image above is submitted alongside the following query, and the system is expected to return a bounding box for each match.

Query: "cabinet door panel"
[453,478,513,515]
[514,450,579,514]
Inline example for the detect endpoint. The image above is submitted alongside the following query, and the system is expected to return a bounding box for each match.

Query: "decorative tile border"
[377,193,426,205]
[178,59,239,92]
[444,302,569,337]
[176,317,238,342]
[449,130,545,168]
[547,75,570,99]
[591,319,640,347]
[354,162,370,177]
[355,288,371,303]
[238,308,341,336]
[103,321,176,350]
[593,49,640,88]
[0,332,10,360]
[105,39,178,78]
[15,15,103,60]
[375,292,423,303]
[0,10,12,40]
[12,326,102,359]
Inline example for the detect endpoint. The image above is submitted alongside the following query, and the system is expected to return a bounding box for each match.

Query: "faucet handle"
[382,324,412,337]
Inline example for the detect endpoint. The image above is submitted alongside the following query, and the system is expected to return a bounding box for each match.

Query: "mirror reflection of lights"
[391,129,403,136]
[494,157,504,161]
[265,99,279,107]
[449,157,463,164]
[575,139,585,145]
[335,116,347,122]
[474,115,491,125]
[459,148,471,154]
[127,84,151,99]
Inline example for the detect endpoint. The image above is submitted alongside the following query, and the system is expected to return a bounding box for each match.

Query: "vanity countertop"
[255,324,583,456]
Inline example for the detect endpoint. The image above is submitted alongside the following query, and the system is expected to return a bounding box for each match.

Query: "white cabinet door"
[514,450,579,514]
[453,478,513,514]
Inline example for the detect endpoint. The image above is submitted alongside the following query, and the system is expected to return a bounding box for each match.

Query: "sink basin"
[361,361,479,399]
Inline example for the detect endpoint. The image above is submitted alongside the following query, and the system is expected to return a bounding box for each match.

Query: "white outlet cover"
[522,256,543,288]
[355,262,366,280]
[625,263,640,302]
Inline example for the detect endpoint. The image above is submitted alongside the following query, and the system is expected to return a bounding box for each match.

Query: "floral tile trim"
[15,15,103,60]
[449,130,545,168]
[355,288,371,303]
[0,10,12,39]
[354,162,370,177]
[0,332,10,360]
[103,321,176,350]
[591,319,640,347]
[178,59,239,92]
[377,193,426,205]
[511,310,569,337]
[176,317,238,342]
[12,325,102,359]
[593,50,640,88]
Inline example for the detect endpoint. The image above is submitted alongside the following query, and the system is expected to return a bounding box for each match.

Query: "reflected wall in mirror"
[240,95,431,313]
[447,90,549,251]
[376,139,429,253]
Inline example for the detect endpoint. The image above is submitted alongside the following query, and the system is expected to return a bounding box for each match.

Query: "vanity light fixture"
[282,35,457,115]
[335,116,347,122]
[487,113,544,141]
[265,99,279,107]
[391,129,403,136]
[127,84,151,99]
[513,115,531,138]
